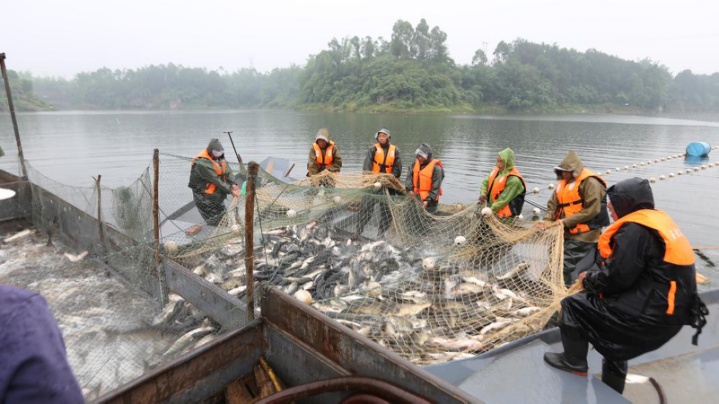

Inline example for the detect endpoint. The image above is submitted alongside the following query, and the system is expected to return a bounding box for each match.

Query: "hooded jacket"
[307,128,342,175]
[188,138,235,200]
[543,151,607,242]
[561,177,705,361]
[405,143,444,202]
[480,148,526,217]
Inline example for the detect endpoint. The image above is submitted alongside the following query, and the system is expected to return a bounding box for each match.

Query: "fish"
[64,250,89,263]
[496,262,530,280]
[480,318,519,335]
[395,302,432,316]
[430,336,484,351]
[163,325,216,357]
[512,306,542,317]
[151,297,185,327]
[462,276,488,288]
[4,228,33,243]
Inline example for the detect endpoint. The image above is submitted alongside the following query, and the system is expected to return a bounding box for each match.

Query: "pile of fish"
[0,225,221,400]
[187,218,554,364]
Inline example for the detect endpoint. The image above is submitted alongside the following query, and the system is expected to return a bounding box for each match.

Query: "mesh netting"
[161,163,567,365]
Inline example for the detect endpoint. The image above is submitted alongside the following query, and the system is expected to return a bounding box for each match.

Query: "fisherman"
[0,284,84,402]
[477,147,526,220]
[187,138,240,232]
[543,177,708,394]
[356,128,403,237]
[536,151,608,286]
[406,143,444,214]
[307,128,342,187]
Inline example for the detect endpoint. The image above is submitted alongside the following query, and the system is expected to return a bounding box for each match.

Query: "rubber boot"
[543,327,589,376]
[601,358,628,394]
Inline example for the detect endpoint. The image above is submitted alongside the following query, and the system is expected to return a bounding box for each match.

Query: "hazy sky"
[3,0,718,78]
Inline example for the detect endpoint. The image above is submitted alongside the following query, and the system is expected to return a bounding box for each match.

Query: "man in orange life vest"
[544,177,707,394]
[405,143,444,214]
[356,128,403,237]
[477,148,526,221]
[188,138,240,227]
[307,128,342,187]
[538,151,609,286]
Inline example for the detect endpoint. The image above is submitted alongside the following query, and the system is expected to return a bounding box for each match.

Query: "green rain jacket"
[480,148,525,214]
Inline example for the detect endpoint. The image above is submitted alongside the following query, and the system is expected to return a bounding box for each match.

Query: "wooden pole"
[245,161,259,321]
[153,149,166,304]
[94,175,106,257]
[0,53,28,179]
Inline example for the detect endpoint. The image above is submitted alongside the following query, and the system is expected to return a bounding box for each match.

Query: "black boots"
[543,327,589,376]
[601,358,628,394]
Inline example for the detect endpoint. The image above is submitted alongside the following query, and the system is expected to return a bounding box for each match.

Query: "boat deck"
[425,289,719,402]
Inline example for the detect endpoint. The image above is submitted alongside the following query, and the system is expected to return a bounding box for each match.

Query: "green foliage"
[0,70,53,111]
[9,19,719,113]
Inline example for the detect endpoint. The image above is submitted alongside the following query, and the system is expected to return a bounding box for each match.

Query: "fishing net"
[160,163,568,365]
[3,146,715,402]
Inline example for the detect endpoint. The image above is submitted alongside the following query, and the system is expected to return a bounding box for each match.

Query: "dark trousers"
[193,193,226,226]
[356,190,396,235]
[563,239,596,287]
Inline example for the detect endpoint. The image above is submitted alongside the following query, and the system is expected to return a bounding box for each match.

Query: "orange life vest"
[413,159,443,201]
[192,150,228,195]
[554,168,607,234]
[598,209,695,315]
[487,167,526,218]
[372,144,397,174]
[312,141,335,170]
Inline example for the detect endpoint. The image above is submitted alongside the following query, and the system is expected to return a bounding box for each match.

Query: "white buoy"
[373,181,382,190]
[694,167,700,172]
[659,175,666,181]
[668,173,674,178]
[615,167,620,172]
[606,169,611,174]
[548,183,555,190]
[533,207,541,215]
[649,177,656,183]
[294,290,312,305]
[532,187,540,194]
[286,209,297,218]
[677,171,682,176]
[686,169,692,174]
[640,162,645,166]
[333,195,342,204]
[632,164,637,168]
[701,165,707,170]
[454,235,467,246]
[163,240,179,255]
[422,257,437,270]
[481,207,492,216]
[624,166,629,170]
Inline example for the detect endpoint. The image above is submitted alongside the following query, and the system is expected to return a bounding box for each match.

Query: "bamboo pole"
[0,53,28,179]
[245,161,258,321]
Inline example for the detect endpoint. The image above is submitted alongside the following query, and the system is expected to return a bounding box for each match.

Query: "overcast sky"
[3,0,718,78]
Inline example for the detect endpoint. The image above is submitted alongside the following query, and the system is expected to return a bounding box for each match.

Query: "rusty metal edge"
[93,318,265,403]
[262,288,482,404]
